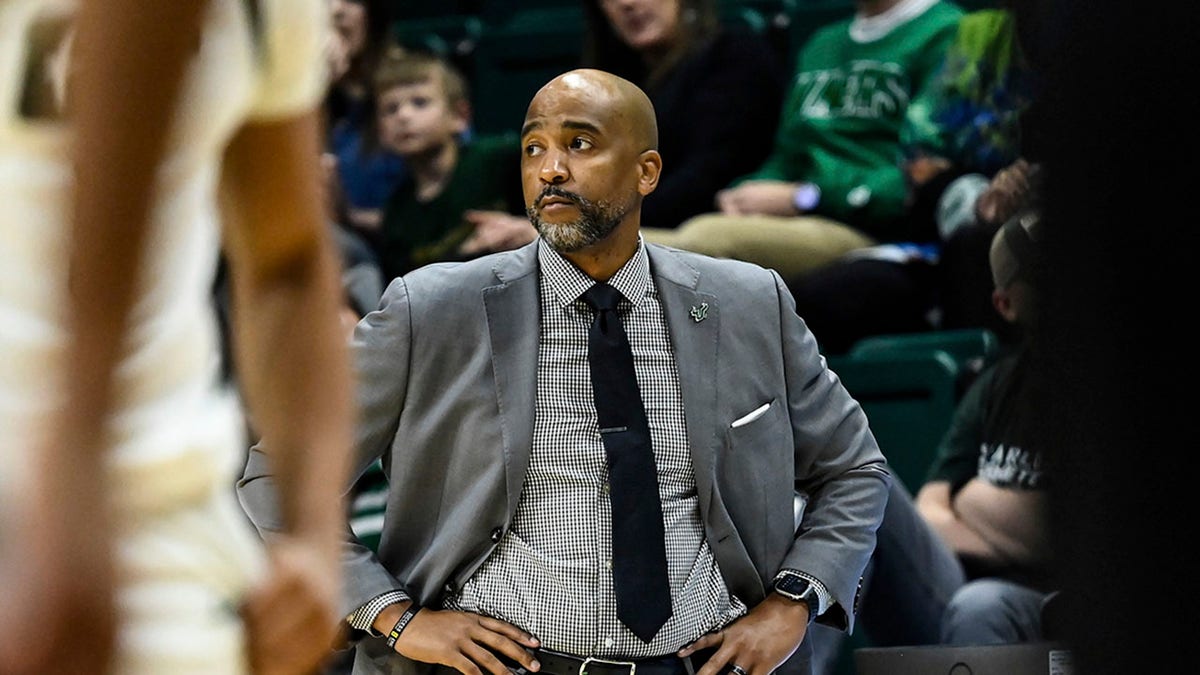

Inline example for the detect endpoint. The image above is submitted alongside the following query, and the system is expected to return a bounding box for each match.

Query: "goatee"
[528,186,631,253]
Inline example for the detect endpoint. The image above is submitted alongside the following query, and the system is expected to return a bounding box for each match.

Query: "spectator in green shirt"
[641,0,962,281]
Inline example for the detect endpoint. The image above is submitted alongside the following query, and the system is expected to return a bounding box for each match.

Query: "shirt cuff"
[774,569,833,618]
[347,590,412,636]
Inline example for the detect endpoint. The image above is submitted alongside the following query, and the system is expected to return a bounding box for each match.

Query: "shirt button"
[601,482,610,494]
[444,581,456,594]
[606,558,613,570]
[604,638,615,648]
[491,527,503,543]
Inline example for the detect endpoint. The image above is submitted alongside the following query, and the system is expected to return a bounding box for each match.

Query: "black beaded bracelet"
[385,603,422,650]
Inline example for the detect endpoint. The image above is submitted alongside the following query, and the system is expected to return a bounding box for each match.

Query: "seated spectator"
[937,156,1042,344]
[790,157,1042,355]
[787,0,1047,354]
[640,0,962,280]
[324,0,408,235]
[371,50,530,280]
[909,0,1048,338]
[581,0,786,229]
[903,0,1044,219]
[809,204,1057,673]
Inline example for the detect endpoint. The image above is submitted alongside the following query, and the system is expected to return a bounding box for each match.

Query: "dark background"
[1038,2,1199,672]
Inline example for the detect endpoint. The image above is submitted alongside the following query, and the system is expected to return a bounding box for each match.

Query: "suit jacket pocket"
[731,402,772,428]
[719,398,791,572]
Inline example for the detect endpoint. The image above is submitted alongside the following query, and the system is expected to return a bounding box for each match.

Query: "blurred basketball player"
[0,1,352,673]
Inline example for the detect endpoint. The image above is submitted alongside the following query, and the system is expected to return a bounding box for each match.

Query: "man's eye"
[525,144,544,157]
[411,96,430,108]
[569,137,593,150]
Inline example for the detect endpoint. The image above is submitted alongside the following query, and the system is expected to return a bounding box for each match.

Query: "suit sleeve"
[238,276,414,622]
[772,270,891,631]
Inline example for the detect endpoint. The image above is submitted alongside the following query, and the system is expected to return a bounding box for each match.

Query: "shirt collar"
[849,0,938,43]
[537,235,651,310]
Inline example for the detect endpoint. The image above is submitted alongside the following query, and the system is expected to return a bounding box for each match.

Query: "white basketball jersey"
[0,0,329,513]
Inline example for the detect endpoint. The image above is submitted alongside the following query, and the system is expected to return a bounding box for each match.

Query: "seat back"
[855,642,1075,675]
[826,350,959,492]
[850,327,1000,369]
[469,6,586,135]
[850,328,1001,396]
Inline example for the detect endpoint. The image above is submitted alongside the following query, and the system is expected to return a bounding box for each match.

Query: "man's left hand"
[678,594,810,675]
[459,211,537,255]
[715,181,798,217]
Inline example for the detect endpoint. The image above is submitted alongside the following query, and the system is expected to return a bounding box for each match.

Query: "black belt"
[535,648,694,675]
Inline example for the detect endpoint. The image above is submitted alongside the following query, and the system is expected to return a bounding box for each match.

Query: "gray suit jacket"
[239,240,889,675]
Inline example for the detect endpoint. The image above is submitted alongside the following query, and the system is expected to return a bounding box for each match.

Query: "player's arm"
[0,2,212,674]
[219,108,355,674]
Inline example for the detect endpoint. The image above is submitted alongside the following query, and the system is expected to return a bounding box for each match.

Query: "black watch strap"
[773,574,820,623]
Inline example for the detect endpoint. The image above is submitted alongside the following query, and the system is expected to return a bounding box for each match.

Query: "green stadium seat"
[477,0,565,25]
[391,14,482,61]
[384,0,477,21]
[469,6,586,135]
[717,1,796,64]
[849,328,1002,395]
[719,4,771,34]
[826,349,959,493]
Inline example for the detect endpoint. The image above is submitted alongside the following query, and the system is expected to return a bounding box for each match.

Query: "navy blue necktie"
[581,283,672,643]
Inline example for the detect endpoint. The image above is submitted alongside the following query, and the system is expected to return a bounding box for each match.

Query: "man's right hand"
[715,181,798,216]
[378,603,542,675]
[974,158,1038,225]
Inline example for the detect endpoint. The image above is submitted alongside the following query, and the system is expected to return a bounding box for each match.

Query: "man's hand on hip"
[383,604,542,675]
[678,594,810,675]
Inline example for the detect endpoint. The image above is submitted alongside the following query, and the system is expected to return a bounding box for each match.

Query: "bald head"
[519,68,664,267]
[527,69,658,151]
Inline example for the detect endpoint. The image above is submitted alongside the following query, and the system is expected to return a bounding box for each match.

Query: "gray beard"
[528,188,631,253]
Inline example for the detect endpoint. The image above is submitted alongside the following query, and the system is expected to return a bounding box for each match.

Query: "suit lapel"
[647,245,720,524]
[483,243,540,523]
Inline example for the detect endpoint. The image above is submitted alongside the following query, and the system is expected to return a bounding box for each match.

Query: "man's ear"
[637,150,662,196]
[992,287,1018,323]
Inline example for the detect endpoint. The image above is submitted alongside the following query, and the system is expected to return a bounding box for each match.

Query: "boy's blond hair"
[372,47,469,109]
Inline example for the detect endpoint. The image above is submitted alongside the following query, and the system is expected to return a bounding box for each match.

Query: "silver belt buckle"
[580,656,637,675]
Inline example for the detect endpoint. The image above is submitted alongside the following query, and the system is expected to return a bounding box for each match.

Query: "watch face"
[778,575,811,597]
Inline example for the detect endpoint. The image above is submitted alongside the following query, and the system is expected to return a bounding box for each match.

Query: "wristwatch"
[773,574,821,623]
[792,182,821,213]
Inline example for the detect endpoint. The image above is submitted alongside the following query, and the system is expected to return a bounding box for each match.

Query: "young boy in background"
[373,50,531,281]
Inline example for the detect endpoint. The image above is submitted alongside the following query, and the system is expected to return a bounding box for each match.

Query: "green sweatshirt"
[741,0,962,239]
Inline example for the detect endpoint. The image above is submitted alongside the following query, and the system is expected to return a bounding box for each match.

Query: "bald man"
[239,69,889,675]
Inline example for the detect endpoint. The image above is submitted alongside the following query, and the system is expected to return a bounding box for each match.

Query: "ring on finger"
[729,665,748,675]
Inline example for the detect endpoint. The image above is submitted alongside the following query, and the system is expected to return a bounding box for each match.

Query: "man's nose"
[539,150,569,184]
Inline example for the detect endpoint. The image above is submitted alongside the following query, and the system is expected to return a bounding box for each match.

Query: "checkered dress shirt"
[443,239,746,657]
